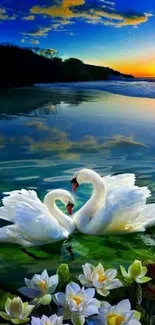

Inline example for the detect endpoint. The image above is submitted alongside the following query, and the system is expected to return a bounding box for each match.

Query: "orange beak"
[66,202,74,215]
[71,177,79,192]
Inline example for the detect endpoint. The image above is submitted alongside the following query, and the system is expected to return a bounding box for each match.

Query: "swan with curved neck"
[44,189,75,234]
[0,188,75,247]
[71,168,155,235]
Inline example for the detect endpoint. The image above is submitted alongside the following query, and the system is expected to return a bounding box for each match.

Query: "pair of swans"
[0,169,155,249]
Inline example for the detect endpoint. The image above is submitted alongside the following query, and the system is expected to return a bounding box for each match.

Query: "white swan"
[0,189,75,247]
[71,169,155,235]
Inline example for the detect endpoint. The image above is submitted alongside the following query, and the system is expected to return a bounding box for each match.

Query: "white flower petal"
[92,280,103,289]
[96,288,110,297]
[5,298,12,314]
[116,299,131,313]
[104,269,117,280]
[49,314,63,325]
[93,299,101,308]
[105,279,123,290]
[95,263,104,274]
[100,301,111,310]
[129,320,141,325]
[68,299,78,312]
[41,315,50,324]
[32,274,41,282]
[50,274,59,285]
[25,278,33,288]
[78,275,92,287]
[18,287,40,298]
[83,263,95,277]
[53,293,66,306]
[41,270,49,280]
[31,316,42,325]
[66,282,80,296]
[83,305,99,317]
[85,288,95,299]
[47,283,58,294]
[22,304,34,318]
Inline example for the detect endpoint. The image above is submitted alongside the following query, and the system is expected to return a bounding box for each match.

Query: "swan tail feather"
[105,203,155,234]
[0,207,14,222]
[102,185,152,234]
[0,189,41,223]
[134,204,155,230]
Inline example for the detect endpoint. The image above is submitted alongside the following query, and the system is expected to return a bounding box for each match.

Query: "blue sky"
[0,0,155,76]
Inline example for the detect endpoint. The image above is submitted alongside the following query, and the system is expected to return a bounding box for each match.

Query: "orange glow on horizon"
[85,56,155,78]
[108,61,155,78]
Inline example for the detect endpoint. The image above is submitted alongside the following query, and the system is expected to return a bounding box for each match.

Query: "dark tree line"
[0,44,134,88]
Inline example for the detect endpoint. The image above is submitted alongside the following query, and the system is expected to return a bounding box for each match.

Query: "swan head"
[44,189,75,215]
[71,168,99,191]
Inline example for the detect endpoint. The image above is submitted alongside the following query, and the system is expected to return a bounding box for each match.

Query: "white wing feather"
[14,201,68,242]
[95,184,152,234]
[103,173,135,190]
[0,189,41,222]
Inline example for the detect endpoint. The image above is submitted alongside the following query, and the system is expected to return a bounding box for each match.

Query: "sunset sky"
[0,0,155,77]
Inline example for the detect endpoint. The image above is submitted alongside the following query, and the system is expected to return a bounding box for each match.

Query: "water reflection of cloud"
[102,134,147,148]
[25,120,50,132]
[0,159,59,170]
[0,128,147,163]
[58,152,80,161]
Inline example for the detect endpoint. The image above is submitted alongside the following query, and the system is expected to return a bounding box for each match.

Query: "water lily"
[120,260,151,284]
[31,314,69,325]
[18,269,58,305]
[0,296,34,324]
[79,263,123,296]
[99,299,141,325]
[54,282,100,325]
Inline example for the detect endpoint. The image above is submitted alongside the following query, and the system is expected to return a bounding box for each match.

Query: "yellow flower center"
[73,296,83,305]
[10,302,20,315]
[45,321,51,325]
[97,270,107,283]
[38,280,47,290]
[107,314,125,325]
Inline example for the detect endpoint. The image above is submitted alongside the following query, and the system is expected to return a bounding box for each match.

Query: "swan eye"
[71,177,79,191]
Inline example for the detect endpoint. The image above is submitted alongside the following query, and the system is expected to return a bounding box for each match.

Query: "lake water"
[1,84,155,291]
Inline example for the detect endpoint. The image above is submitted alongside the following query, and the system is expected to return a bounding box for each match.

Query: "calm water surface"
[0,85,155,291]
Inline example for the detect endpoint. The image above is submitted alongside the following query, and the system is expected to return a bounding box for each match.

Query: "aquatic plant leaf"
[129,282,142,308]
[135,304,149,325]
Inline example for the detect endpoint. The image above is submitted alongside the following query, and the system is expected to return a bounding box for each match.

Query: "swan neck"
[74,171,106,234]
[44,192,74,234]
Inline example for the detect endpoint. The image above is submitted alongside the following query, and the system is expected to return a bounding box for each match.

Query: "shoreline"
[1,79,155,100]
[35,80,155,100]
